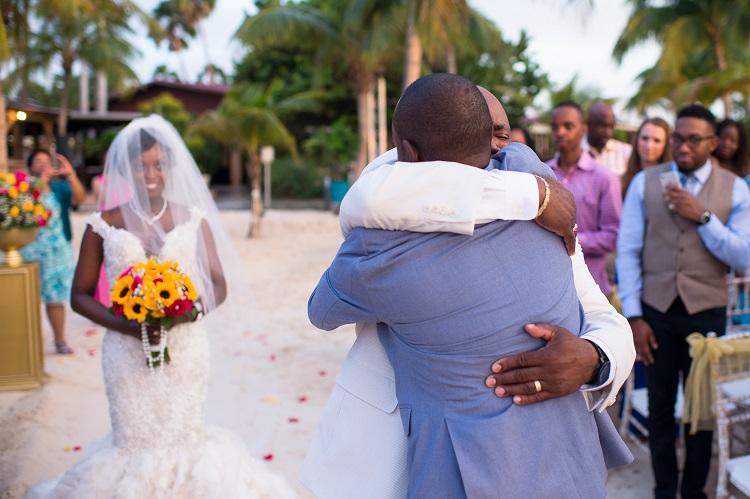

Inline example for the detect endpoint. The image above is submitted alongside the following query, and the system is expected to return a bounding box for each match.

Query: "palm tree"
[614,0,750,115]
[33,0,159,137]
[190,84,300,237]
[236,0,400,177]
[402,0,470,89]
[153,0,216,82]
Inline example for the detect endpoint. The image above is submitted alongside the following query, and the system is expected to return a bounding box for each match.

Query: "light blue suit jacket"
[309,184,630,498]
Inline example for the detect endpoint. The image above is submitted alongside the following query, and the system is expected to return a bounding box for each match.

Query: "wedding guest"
[584,101,632,177]
[548,101,621,299]
[22,150,79,354]
[714,119,749,182]
[510,125,537,156]
[621,117,672,196]
[27,150,86,242]
[617,104,750,498]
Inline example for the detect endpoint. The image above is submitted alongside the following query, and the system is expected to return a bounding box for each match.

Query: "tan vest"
[642,163,734,314]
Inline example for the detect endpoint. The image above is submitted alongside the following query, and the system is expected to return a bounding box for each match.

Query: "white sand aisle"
[0,208,654,498]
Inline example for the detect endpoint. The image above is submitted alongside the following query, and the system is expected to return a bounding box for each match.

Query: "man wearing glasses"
[617,103,750,499]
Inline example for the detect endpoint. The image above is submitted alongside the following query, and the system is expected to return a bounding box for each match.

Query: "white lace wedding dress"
[27,208,296,499]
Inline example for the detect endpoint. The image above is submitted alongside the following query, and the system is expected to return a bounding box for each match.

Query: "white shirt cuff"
[475,171,539,223]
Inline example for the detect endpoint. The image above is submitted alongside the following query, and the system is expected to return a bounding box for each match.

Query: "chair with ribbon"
[683,332,750,498]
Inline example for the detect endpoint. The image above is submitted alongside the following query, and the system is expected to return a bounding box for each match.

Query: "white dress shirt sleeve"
[339,151,539,237]
[571,240,635,412]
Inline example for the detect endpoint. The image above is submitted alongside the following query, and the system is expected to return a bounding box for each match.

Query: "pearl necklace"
[130,199,168,226]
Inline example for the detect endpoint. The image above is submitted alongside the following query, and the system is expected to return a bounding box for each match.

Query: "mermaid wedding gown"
[27,208,296,499]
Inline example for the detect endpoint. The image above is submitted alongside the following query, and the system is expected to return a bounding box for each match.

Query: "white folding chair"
[619,370,684,453]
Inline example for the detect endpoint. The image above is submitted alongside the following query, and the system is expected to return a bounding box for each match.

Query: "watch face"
[701,211,711,224]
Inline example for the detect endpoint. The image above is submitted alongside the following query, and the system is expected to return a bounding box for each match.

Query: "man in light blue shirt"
[617,104,750,499]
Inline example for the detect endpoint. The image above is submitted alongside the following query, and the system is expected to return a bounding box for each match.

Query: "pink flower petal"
[318,370,327,376]
[288,417,299,423]
[297,395,308,403]
[262,453,274,461]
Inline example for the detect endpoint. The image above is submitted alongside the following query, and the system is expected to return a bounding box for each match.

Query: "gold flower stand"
[0,229,44,390]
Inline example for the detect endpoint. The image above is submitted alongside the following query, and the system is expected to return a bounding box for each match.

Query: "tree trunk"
[0,87,7,173]
[354,81,373,179]
[402,0,422,91]
[446,45,457,74]
[366,82,376,163]
[708,26,732,116]
[247,150,263,238]
[57,62,72,138]
[377,75,387,155]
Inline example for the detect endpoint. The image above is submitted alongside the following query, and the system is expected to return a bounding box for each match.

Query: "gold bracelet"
[536,176,551,218]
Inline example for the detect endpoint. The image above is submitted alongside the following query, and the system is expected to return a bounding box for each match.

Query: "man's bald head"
[477,86,511,153]
[392,73,492,167]
[587,100,615,149]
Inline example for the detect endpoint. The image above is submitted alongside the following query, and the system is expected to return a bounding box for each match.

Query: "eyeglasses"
[670,133,715,148]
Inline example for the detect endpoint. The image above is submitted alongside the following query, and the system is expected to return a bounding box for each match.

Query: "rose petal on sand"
[318,370,327,376]
[262,453,274,461]
[297,395,308,403]
[73,445,82,452]
[288,417,299,423]
[269,354,276,362]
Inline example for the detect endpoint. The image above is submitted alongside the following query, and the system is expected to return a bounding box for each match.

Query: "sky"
[129,0,661,122]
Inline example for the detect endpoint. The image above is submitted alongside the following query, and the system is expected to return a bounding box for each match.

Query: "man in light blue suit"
[308,74,629,498]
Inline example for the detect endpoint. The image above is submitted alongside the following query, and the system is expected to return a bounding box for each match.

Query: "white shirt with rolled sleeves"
[301,147,635,499]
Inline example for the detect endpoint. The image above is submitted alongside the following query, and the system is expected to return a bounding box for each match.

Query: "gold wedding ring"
[534,380,542,393]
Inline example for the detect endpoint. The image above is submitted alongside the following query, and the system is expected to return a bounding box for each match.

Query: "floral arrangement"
[0,170,51,229]
[110,257,201,371]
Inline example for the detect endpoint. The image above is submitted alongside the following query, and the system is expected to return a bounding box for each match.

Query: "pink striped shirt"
[548,152,622,295]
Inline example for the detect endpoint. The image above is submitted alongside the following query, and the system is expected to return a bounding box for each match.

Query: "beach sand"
[1,209,660,497]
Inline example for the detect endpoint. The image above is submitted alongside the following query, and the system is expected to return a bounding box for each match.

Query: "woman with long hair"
[621,117,672,196]
[715,119,749,181]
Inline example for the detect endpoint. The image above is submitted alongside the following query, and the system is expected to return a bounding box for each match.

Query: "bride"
[27,115,296,498]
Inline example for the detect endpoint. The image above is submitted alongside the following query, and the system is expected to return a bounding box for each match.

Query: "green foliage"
[615,0,750,113]
[303,117,358,179]
[82,128,119,161]
[459,27,550,125]
[184,132,222,176]
[270,156,325,198]
[138,92,192,135]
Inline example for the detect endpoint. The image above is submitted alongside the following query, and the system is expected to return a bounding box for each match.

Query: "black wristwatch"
[699,210,712,225]
[585,340,611,386]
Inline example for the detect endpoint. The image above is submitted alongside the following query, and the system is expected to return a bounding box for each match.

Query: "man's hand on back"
[484,323,599,405]
[534,177,577,256]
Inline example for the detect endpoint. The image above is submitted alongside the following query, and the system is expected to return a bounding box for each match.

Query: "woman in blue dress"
[21,150,84,354]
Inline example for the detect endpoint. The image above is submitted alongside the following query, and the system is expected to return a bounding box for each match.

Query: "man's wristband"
[627,316,643,322]
[535,176,551,218]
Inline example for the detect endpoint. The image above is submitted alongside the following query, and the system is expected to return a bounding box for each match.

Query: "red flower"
[37,217,47,227]
[112,303,124,316]
[31,190,41,199]
[131,275,142,291]
[165,299,193,317]
[14,171,27,182]
[118,266,133,279]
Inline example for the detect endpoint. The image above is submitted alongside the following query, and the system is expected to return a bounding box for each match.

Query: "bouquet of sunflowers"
[0,170,51,229]
[110,257,200,371]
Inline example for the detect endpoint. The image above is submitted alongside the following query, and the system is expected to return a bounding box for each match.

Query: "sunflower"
[33,204,46,217]
[9,206,20,218]
[154,280,179,307]
[123,296,148,322]
[182,276,198,301]
[22,200,34,212]
[111,275,134,305]
[18,181,29,193]
[7,186,18,199]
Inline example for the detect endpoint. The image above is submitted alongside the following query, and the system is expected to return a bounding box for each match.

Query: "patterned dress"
[20,192,74,304]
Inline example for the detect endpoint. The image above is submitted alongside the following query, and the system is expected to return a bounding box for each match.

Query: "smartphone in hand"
[659,171,681,192]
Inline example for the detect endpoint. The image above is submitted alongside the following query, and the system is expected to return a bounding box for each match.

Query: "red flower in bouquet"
[165,299,194,317]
